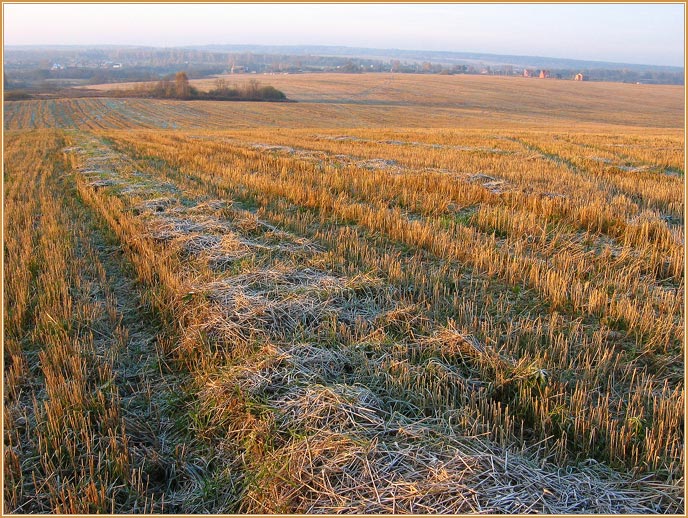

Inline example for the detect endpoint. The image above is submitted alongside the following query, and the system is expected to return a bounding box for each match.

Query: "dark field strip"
[6,83,685,133]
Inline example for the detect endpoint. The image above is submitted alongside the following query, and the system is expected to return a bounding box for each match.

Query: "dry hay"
[205,239,255,271]
[196,335,680,515]
[417,327,495,362]
[81,153,121,165]
[119,181,180,198]
[356,158,399,171]
[373,303,431,338]
[586,155,614,164]
[144,213,261,269]
[243,423,679,514]
[193,344,361,448]
[468,173,510,194]
[616,164,652,173]
[149,215,230,242]
[134,196,179,214]
[202,345,294,398]
[283,343,355,381]
[251,143,295,153]
[243,430,481,514]
[201,270,344,336]
[178,234,224,256]
[312,135,513,156]
[256,226,324,253]
[210,267,346,295]
[228,211,264,235]
[183,198,231,214]
[142,195,332,281]
[276,383,385,433]
[201,267,385,335]
[270,237,323,254]
[62,146,85,154]
[288,149,329,163]
[202,343,355,402]
[79,164,118,181]
[314,135,367,142]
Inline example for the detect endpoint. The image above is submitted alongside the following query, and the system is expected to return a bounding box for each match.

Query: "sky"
[3,3,685,67]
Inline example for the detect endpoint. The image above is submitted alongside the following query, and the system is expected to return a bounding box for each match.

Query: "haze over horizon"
[3,3,685,67]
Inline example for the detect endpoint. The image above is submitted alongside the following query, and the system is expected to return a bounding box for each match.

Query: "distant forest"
[4,45,684,95]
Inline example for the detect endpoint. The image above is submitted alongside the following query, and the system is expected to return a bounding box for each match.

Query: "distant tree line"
[113,72,287,101]
[569,68,684,85]
[3,90,33,101]
[203,78,286,100]
[4,65,224,87]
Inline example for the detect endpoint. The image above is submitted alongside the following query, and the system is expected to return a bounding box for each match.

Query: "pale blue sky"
[3,3,685,66]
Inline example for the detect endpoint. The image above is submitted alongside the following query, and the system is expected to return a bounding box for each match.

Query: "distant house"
[539,70,550,79]
[112,63,122,69]
[574,73,585,81]
[230,65,246,74]
[51,63,64,70]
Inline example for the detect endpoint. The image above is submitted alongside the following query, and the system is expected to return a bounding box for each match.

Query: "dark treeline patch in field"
[3,73,289,103]
[3,90,34,101]
[110,72,288,102]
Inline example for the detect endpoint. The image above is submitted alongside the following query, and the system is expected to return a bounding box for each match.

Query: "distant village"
[5,46,681,92]
[520,68,585,80]
[45,57,587,81]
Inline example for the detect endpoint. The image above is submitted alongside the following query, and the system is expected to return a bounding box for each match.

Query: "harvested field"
[4,73,685,514]
[6,73,686,131]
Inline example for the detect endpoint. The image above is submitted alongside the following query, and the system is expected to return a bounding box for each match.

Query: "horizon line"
[4,42,685,70]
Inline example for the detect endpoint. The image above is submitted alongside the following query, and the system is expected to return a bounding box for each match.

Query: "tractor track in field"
[4,131,208,513]
[72,195,205,513]
[31,132,220,512]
